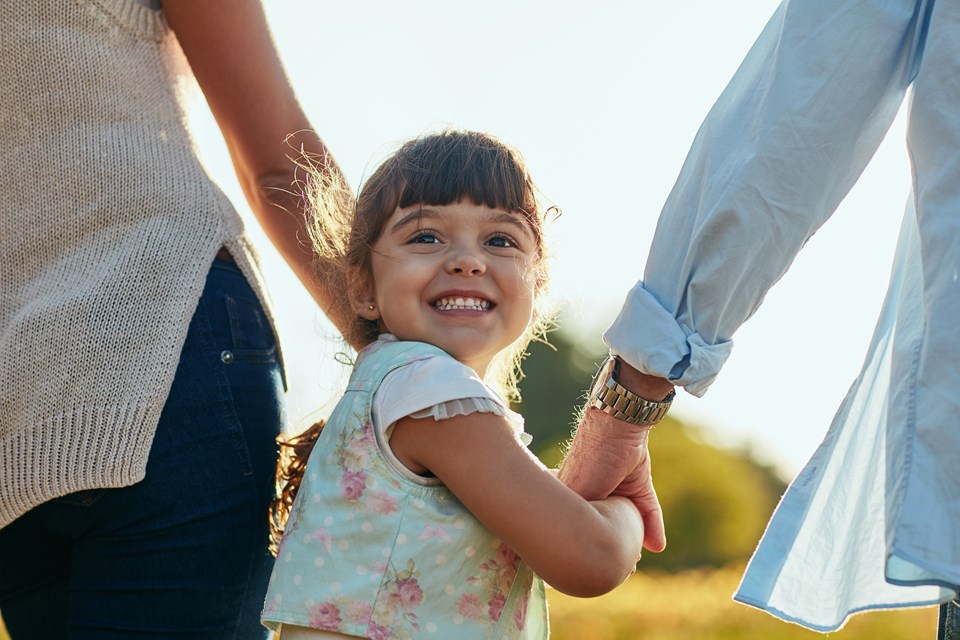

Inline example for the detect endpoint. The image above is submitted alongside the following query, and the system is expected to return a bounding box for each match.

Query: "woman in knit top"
[0,1,346,638]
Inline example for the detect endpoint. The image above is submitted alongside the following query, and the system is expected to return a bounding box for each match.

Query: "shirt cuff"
[602,282,733,397]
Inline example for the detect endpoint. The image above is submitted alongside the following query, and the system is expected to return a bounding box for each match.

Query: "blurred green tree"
[515,326,787,571]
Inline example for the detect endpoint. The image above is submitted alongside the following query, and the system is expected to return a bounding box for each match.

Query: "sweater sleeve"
[605,0,930,396]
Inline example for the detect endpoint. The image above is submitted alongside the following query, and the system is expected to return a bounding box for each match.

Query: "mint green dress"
[262,338,548,639]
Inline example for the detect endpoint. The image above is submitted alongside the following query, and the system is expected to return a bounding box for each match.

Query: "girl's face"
[354,200,538,376]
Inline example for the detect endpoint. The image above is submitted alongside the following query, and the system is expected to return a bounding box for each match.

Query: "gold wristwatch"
[588,355,675,426]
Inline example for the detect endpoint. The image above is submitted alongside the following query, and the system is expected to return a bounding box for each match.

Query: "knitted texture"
[0,0,276,527]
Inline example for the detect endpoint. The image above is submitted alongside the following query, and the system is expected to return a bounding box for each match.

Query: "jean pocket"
[223,295,278,363]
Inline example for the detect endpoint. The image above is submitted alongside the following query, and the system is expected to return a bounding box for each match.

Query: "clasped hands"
[558,407,666,554]
[558,362,674,554]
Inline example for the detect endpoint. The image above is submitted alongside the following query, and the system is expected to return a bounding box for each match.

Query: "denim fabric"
[0,258,284,639]
[940,596,960,640]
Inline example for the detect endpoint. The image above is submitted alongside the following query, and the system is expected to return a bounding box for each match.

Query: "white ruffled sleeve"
[373,355,529,445]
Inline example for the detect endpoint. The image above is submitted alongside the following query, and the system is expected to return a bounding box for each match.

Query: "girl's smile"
[431,293,492,312]
[352,200,538,377]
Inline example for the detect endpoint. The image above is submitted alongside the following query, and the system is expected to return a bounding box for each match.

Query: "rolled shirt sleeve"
[605,0,929,396]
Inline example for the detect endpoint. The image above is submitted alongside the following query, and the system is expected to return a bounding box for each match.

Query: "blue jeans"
[940,596,960,640]
[0,258,284,639]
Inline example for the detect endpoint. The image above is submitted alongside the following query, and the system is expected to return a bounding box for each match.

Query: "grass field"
[548,565,938,640]
[0,565,937,639]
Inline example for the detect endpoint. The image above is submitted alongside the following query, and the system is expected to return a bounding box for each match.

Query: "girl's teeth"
[435,297,490,311]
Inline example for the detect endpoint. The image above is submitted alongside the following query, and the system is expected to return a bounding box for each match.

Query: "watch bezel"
[588,354,618,402]
[588,355,675,426]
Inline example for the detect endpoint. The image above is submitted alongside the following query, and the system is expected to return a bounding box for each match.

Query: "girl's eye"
[409,231,439,244]
[487,233,518,249]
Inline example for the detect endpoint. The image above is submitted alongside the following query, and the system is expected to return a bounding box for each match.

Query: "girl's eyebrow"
[492,212,532,235]
[389,209,436,234]
[388,207,532,236]
[389,208,532,242]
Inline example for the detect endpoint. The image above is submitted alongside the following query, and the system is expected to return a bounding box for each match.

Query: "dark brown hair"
[269,130,555,555]
[268,419,324,557]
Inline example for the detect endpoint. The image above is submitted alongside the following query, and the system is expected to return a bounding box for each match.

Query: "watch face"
[589,356,616,401]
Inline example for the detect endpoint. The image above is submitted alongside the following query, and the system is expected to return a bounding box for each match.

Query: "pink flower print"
[457,593,484,620]
[513,592,529,630]
[339,470,367,501]
[342,441,374,472]
[304,527,333,553]
[418,524,452,542]
[487,593,506,621]
[385,590,404,615]
[308,602,342,631]
[396,577,424,612]
[367,622,390,640]
[494,542,519,569]
[366,491,398,515]
[344,599,373,625]
[495,565,519,594]
[360,421,376,445]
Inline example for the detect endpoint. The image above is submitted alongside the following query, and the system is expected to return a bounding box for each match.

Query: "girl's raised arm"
[389,411,645,597]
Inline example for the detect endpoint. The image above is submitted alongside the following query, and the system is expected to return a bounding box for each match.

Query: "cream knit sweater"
[0,0,277,527]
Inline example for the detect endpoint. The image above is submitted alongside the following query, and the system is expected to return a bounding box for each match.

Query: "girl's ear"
[348,269,380,321]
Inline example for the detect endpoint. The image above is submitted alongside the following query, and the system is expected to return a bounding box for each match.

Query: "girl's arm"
[389,412,645,598]
[162,0,356,345]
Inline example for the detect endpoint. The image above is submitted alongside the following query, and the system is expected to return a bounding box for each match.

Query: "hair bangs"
[393,131,538,217]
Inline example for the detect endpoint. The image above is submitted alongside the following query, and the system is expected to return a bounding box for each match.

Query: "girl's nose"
[446,249,486,275]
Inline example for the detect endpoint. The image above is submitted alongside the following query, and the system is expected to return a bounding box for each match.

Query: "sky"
[193,1,912,477]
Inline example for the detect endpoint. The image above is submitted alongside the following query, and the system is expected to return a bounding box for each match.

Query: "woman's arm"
[162,0,356,344]
[389,412,645,598]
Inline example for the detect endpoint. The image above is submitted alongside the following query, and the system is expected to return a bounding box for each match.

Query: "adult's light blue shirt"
[604,0,960,631]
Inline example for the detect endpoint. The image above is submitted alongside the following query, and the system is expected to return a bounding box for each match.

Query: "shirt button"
[220,350,235,364]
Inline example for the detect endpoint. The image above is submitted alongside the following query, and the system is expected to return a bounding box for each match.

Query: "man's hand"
[558,407,667,554]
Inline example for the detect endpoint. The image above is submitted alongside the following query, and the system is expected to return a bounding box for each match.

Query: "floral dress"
[262,338,548,639]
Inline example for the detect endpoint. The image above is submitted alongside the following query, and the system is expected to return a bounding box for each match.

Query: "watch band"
[589,356,675,426]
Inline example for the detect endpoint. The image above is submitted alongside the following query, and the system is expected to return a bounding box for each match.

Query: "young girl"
[261,130,645,639]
